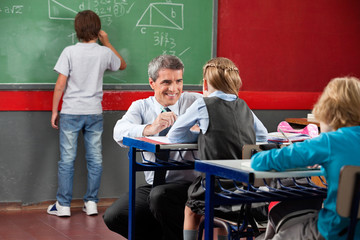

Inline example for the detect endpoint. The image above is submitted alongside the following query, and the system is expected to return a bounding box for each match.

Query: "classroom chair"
[336,165,360,240]
[242,144,281,187]
[242,143,280,159]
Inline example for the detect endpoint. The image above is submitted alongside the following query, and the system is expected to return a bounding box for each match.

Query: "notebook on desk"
[140,136,173,144]
[268,132,311,143]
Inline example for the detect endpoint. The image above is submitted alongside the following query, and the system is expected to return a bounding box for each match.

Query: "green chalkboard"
[0,0,214,86]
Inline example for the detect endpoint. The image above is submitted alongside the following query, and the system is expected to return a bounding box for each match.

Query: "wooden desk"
[195,160,327,240]
[285,118,320,127]
[122,137,198,240]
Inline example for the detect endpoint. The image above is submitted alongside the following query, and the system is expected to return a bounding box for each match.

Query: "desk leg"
[128,147,136,240]
[204,174,215,240]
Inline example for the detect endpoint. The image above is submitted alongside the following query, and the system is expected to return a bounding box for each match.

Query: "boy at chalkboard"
[48,10,126,217]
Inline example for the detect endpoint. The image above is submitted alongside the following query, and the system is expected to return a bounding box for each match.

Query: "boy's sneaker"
[83,201,98,216]
[47,201,71,217]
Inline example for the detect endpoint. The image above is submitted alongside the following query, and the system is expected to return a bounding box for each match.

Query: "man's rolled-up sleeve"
[113,101,147,146]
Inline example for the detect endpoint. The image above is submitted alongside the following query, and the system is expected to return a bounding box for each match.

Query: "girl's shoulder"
[178,92,202,107]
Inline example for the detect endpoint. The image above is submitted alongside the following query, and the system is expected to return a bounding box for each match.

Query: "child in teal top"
[251,77,360,240]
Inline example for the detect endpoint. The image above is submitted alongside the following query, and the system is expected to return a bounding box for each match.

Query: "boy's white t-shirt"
[54,42,121,114]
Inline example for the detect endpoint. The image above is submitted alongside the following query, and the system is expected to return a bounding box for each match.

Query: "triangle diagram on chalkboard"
[48,0,79,20]
[136,3,184,30]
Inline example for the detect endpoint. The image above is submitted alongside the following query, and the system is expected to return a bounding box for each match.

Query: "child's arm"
[51,73,67,129]
[252,112,268,142]
[251,134,330,171]
[167,101,201,143]
[98,30,127,70]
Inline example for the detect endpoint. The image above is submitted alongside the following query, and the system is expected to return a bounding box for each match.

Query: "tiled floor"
[0,207,126,240]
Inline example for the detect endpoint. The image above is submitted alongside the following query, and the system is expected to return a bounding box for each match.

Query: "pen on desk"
[279,128,293,144]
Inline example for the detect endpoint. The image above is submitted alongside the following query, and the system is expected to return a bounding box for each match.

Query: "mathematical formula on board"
[0,5,24,14]
[47,0,190,56]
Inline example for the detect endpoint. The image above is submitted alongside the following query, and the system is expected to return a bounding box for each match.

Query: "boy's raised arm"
[98,30,127,70]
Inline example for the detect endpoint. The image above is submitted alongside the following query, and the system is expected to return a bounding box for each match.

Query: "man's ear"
[149,77,156,90]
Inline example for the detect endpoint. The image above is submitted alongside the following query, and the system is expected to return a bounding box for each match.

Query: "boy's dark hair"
[74,10,101,42]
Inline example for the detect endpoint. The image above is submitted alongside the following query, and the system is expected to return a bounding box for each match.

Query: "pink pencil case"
[277,121,319,138]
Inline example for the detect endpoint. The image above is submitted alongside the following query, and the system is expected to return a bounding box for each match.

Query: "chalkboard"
[0,0,215,86]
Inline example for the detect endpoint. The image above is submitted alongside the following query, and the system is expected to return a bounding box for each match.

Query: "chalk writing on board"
[48,0,79,20]
[153,31,176,49]
[152,31,191,57]
[136,3,184,30]
[0,5,24,14]
[153,31,176,55]
[160,47,191,57]
[48,0,131,26]
[67,32,77,44]
[179,47,191,56]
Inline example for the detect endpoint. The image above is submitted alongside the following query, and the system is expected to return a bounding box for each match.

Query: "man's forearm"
[113,120,147,143]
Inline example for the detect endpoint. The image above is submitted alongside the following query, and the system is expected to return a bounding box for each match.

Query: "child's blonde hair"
[203,57,241,96]
[313,76,360,130]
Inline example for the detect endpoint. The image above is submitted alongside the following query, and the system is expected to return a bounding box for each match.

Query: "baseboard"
[0,198,118,211]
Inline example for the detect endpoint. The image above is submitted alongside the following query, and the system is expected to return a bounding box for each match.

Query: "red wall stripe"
[240,91,321,110]
[0,91,321,111]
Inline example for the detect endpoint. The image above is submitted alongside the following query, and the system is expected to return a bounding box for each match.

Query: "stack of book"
[307,113,319,123]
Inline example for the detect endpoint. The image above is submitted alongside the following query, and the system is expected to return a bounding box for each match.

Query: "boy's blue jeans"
[57,113,103,207]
